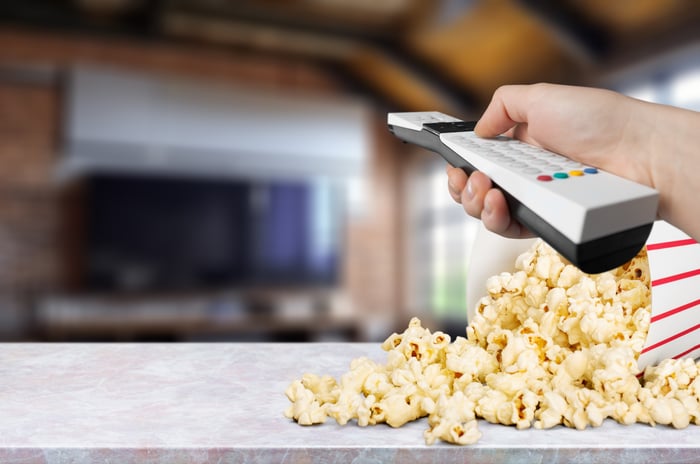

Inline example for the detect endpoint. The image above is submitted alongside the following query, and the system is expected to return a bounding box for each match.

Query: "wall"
[0,27,404,340]
[0,79,61,291]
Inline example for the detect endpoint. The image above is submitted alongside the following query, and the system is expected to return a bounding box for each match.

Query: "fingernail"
[448,179,457,194]
[483,196,492,215]
[466,179,475,200]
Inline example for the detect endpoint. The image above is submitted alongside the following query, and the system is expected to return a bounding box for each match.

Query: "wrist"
[643,101,700,239]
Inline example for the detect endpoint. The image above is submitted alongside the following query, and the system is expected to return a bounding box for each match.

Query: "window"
[669,68,700,110]
[405,158,480,322]
[614,50,700,111]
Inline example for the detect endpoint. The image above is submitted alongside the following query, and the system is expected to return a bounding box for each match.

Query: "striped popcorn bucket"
[466,221,700,371]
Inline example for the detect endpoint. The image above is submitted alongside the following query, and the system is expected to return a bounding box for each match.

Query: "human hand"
[447,83,659,239]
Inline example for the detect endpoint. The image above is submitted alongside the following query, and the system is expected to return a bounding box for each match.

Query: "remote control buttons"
[536,167,600,181]
[458,133,601,183]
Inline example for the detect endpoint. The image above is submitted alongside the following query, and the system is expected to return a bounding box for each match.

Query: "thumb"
[474,85,531,138]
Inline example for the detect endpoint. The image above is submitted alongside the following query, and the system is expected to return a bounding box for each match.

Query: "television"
[83,174,344,292]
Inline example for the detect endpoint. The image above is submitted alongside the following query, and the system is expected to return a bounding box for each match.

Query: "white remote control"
[388,111,659,273]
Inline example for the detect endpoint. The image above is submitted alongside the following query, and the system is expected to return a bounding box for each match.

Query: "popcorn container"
[466,221,700,370]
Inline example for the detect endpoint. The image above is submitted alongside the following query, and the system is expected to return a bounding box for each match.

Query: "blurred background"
[0,0,699,342]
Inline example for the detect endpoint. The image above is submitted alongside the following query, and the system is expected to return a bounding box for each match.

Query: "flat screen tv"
[83,174,343,292]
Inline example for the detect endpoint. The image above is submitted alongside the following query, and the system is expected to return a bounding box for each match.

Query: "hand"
[446,164,532,238]
[447,83,700,242]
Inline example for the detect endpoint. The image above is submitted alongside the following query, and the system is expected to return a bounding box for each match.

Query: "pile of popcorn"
[284,239,700,445]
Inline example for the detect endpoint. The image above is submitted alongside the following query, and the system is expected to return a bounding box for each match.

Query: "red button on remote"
[537,175,553,182]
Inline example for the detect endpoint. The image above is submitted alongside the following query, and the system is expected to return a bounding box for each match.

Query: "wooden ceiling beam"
[343,47,469,115]
[514,0,611,61]
[161,0,408,42]
[160,9,478,113]
[406,1,587,106]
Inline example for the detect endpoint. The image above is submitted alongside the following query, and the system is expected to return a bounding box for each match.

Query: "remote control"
[388,111,659,273]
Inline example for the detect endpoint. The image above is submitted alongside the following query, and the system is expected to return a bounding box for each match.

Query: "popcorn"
[284,378,330,425]
[424,392,480,445]
[534,391,567,429]
[285,239,700,445]
[562,350,588,380]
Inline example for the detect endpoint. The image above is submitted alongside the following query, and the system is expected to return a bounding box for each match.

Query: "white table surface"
[1,342,699,463]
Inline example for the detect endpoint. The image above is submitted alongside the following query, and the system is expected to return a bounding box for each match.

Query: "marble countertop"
[1,343,699,463]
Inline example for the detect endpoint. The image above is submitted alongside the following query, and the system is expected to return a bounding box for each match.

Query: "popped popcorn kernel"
[284,379,330,425]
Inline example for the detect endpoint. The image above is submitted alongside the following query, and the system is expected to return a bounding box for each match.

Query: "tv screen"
[84,174,343,292]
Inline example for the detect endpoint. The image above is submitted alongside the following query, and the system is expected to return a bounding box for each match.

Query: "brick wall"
[0,28,339,94]
[344,113,404,323]
[0,80,61,291]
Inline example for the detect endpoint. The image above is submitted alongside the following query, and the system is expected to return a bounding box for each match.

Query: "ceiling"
[2,0,700,116]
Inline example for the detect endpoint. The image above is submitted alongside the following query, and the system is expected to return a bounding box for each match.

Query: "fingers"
[446,168,495,218]
[460,171,492,218]
[481,189,533,239]
[446,166,534,239]
[446,165,467,203]
[474,84,531,138]
[446,166,491,213]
